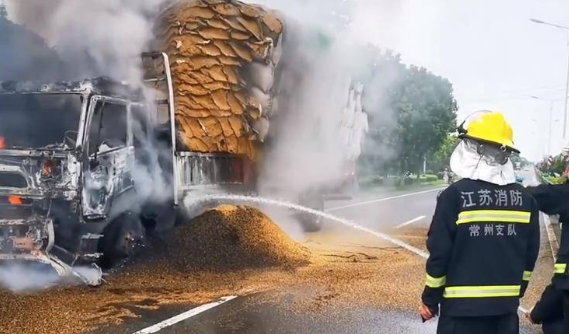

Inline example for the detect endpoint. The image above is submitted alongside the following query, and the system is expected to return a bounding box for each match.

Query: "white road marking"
[543,213,559,262]
[395,215,427,229]
[133,296,237,334]
[325,187,445,212]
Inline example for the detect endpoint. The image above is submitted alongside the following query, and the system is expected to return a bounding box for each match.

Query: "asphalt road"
[102,290,442,334]
[325,186,441,230]
[103,292,537,334]
[89,185,539,334]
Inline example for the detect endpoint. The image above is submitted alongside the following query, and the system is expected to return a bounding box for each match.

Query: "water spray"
[184,194,429,259]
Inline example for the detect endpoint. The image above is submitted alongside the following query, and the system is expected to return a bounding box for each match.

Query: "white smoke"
[0,265,102,293]
[252,0,402,201]
[260,40,364,195]
[6,0,174,210]
[5,0,167,83]
[0,0,176,292]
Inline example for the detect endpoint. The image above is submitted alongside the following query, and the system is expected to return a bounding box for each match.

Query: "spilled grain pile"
[163,205,310,270]
[0,207,429,334]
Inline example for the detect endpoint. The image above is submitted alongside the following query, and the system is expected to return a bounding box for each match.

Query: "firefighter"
[527,179,569,333]
[528,281,564,333]
[419,111,541,334]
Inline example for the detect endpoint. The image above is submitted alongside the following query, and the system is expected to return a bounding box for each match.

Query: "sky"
[346,0,569,161]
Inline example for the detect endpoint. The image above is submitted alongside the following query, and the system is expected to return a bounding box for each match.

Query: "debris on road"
[0,207,424,334]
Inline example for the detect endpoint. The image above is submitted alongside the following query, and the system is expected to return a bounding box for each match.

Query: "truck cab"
[0,78,155,285]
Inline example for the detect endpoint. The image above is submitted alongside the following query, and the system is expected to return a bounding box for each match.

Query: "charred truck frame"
[0,77,156,285]
[0,53,258,285]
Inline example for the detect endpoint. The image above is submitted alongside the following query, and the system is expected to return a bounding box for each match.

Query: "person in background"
[528,281,564,334]
[527,183,569,333]
[420,111,541,334]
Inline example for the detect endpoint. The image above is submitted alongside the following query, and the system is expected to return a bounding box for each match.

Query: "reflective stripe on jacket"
[527,184,569,290]
[422,179,541,317]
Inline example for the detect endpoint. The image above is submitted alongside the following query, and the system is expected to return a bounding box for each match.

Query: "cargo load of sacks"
[154,0,283,160]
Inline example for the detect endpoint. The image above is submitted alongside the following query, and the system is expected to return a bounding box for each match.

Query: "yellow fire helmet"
[458,110,520,153]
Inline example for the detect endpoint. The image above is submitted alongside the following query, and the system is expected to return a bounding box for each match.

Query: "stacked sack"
[339,82,368,161]
[155,0,284,160]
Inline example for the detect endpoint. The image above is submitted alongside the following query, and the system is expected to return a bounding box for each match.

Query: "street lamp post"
[530,19,569,138]
[531,96,560,155]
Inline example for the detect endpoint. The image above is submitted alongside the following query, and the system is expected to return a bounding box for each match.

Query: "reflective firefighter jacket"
[422,179,540,317]
[530,281,564,327]
[528,183,569,290]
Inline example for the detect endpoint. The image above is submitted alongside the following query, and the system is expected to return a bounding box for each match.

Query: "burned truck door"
[82,96,135,220]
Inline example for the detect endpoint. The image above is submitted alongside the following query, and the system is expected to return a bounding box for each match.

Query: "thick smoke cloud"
[2,0,405,237]
[253,0,402,199]
[4,0,402,205]
[4,0,174,211]
[0,0,174,292]
[5,0,167,83]
[0,15,64,81]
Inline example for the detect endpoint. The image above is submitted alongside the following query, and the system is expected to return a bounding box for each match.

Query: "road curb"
[543,214,560,261]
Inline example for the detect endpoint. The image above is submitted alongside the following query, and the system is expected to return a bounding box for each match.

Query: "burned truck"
[0,78,169,285]
[0,0,369,285]
[0,52,262,285]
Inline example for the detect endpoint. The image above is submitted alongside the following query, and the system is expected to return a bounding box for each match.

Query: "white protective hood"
[450,140,516,186]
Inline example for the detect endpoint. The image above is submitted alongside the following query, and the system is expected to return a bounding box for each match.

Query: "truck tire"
[100,212,146,268]
[140,200,176,233]
[298,190,324,232]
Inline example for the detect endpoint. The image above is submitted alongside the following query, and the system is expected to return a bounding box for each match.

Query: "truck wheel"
[100,212,146,268]
[300,214,323,233]
[298,191,324,232]
[140,201,176,233]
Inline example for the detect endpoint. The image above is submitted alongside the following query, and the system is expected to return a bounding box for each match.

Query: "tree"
[0,2,6,18]
[392,66,458,173]
[357,47,458,177]
[539,155,567,175]
[430,134,459,172]
[510,154,531,169]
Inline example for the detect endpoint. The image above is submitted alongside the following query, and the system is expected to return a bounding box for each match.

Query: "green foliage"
[0,2,6,18]
[545,176,566,185]
[393,67,458,173]
[430,135,459,172]
[358,46,458,176]
[510,154,531,168]
[395,174,444,189]
[538,155,567,175]
[419,174,439,183]
[369,176,385,185]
